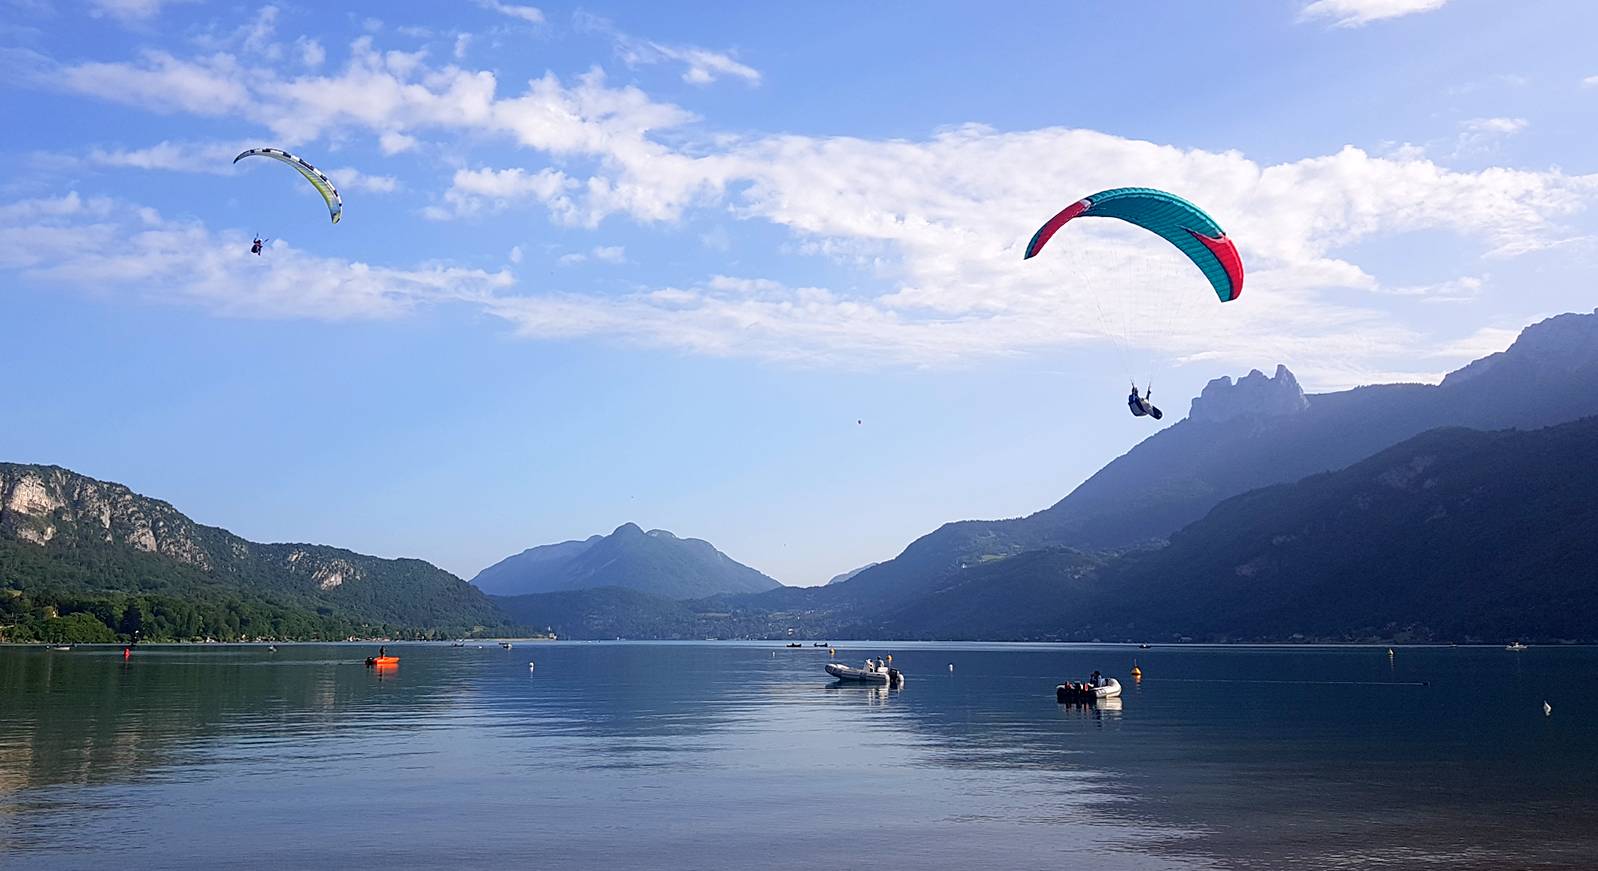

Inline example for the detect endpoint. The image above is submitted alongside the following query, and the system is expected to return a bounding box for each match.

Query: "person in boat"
[1127,385,1162,420]
[378,645,387,659]
[1089,670,1102,688]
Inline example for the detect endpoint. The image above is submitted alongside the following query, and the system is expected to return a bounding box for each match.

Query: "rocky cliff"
[0,463,504,633]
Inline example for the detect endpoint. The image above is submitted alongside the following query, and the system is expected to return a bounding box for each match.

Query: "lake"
[2,642,1593,869]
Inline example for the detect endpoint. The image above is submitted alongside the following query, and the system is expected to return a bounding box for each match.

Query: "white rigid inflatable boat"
[1056,678,1121,702]
[826,661,904,686]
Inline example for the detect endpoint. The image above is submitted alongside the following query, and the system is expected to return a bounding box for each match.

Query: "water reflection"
[1,643,1594,869]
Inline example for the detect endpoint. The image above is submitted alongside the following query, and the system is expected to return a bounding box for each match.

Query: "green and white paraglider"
[233,147,343,225]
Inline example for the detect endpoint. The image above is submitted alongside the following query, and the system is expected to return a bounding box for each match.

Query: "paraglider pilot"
[1128,384,1163,420]
[250,237,266,256]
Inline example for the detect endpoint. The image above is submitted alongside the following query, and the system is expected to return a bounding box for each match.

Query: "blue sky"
[3,0,1597,585]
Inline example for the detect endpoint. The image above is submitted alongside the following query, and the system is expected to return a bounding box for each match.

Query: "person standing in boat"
[1089,670,1102,688]
[378,645,387,659]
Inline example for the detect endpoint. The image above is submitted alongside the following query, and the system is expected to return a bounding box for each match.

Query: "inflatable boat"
[1056,678,1121,702]
[826,662,904,686]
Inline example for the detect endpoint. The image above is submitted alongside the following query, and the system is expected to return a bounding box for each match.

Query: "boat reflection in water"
[1057,695,1122,722]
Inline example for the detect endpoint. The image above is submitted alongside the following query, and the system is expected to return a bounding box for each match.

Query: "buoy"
[1387,648,1395,657]
[886,654,892,663]
[1130,664,1142,679]
[122,647,131,660]
[528,661,536,671]
[1544,701,1552,716]
[829,648,836,657]
[948,663,954,672]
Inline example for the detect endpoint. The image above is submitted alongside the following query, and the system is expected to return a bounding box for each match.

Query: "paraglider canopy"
[1023,187,1242,302]
[233,147,343,224]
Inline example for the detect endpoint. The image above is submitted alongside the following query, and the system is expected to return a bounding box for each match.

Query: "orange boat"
[364,656,400,667]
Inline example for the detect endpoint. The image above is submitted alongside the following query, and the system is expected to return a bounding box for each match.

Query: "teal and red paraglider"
[1023,187,1242,302]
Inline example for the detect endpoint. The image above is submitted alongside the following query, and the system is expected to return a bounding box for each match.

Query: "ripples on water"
[1,643,1593,869]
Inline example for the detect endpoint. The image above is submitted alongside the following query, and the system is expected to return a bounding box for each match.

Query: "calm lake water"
[1,642,1593,869]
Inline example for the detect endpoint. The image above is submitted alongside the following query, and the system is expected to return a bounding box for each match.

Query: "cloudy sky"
[3,0,1596,584]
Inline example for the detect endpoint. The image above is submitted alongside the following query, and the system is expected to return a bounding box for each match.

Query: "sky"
[3,0,1597,586]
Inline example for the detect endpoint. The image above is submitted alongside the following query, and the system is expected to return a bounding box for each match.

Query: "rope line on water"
[1140,678,1430,687]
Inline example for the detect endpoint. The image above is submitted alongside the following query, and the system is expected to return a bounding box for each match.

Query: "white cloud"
[21,36,1598,390]
[576,13,760,86]
[88,0,199,23]
[1583,75,1598,88]
[378,131,419,155]
[425,167,577,220]
[508,245,523,264]
[1378,274,1484,302]
[453,33,472,60]
[1451,117,1529,159]
[1461,117,1527,134]
[80,142,395,198]
[329,167,399,194]
[477,0,543,24]
[85,139,246,172]
[0,193,511,320]
[56,50,252,116]
[558,245,626,266]
[1301,0,1450,27]
[297,36,325,68]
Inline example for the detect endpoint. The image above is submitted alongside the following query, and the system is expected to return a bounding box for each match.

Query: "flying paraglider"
[1023,187,1242,419]
[1127,384,1162,420]
[233,147,343,225]
[250,236,268,256]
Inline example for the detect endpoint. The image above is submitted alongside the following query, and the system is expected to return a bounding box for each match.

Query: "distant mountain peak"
[1443,309,1598,388]
[1188,363,1309,423]
[826,562,880,585]
[472,523,782,599]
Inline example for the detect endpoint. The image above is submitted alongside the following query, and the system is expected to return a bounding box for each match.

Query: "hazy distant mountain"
[834,310,1598,605]
[471,535,603,596]
[472,523,782,599]
[0,463,505,640]
[825,563,879,585]
[1085,416,1598,642]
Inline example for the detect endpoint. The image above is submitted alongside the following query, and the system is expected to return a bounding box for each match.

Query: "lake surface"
[2,642,1594,869]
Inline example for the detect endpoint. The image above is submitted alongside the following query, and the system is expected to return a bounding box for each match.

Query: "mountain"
[472,535,603,596]
[471,523,782,599]
[826,563,879,585]
[0,464,506,641]
[834,310,1598,605]
[1040,416,1598,643]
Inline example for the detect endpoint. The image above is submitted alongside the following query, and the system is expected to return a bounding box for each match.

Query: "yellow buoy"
[1130,664,1143,680]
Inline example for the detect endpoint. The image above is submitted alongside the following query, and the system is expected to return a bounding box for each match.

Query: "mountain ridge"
[471,522,782,599]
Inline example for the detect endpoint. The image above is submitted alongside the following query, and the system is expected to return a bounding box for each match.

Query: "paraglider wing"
[1023,187,1241,301]
[233,148,343,224]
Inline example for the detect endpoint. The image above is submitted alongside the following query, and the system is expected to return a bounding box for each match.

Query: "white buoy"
[529,661,536,670]
[948,663,955,672]
[1544,701,1552,716]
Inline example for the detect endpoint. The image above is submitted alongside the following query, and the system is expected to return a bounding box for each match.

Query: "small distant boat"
[825,661,904,686]
[47,645,73,652]
[1138,644,1152,650]
[500,641,513,650]
[785,643,803,648]
[1506,642,1529,651]
[813,642,830,647]
[364,656,399,667]
[1056,678,1122,702]
[450,641,466,648]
